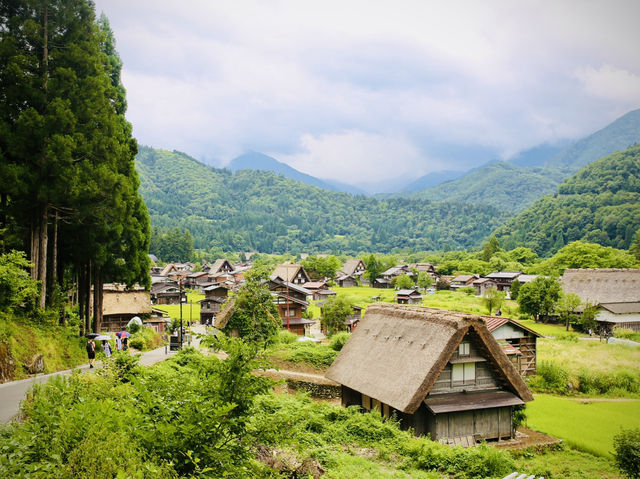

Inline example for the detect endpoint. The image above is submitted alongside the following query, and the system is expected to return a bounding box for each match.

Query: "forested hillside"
[545,108,640,170]
[403,161,569,212]
[136,147,511,254]
[398,109,640,212]
[494,145,640,256]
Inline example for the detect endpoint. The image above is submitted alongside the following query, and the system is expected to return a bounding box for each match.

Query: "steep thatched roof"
[272,263,309,283]
[341,259,365,276]
[209,258,233,275]
[213,297,235,329]
[102,285,151,316]
[325,304,532,414]
[561,269,640,304]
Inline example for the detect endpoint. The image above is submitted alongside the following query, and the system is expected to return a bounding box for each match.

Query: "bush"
[458,286,476,295]
[530,360,570,392]
[615,328,640,343]
[128,326,162,351]
[614,427,640,478]
[276,329,298,345]
[329,332,351,351]
[282,342,338,368]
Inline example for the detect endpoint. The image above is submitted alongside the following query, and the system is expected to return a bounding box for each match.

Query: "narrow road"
[0,344,177,424]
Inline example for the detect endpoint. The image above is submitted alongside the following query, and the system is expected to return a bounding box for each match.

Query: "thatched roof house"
[272,263,310,285]
[561,268,640,332]
[341,259,366,277]
[99,284,152,332]
[326,304,532,443]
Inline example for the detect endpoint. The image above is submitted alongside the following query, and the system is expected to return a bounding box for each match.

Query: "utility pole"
[286,264,290,330]
[179,279,183,349]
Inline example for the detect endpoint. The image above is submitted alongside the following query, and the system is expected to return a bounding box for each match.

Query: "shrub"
[614,427,640,478]
[458,286,476,295]
[556,332,579,342]
[615,328,640,343]
[531,360,570,392]
[329,332,351,351]
[276,329,298,345]
[282,342,338,368]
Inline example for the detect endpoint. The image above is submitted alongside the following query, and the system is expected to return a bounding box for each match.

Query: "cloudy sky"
[94,0,640,185]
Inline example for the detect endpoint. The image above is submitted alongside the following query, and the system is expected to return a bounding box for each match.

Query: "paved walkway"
[0,335,201,424]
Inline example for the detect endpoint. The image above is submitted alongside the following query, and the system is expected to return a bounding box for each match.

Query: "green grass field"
[537,337,640,375]
[154,291,204,322]
[526,394,640,457]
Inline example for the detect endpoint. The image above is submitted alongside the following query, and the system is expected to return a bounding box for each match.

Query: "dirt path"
[255,368,338,385]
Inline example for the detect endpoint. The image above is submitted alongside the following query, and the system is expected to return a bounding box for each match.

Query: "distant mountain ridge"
[136,146,510,254]
[395,108,640,212]
[494,144,640,256]
[228,152,366,195]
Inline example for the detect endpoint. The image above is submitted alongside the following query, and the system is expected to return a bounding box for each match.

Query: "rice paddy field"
[526,394,640,457]
[153,291,204,322]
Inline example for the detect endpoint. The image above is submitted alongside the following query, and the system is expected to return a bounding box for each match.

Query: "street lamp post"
[179,279,183,349]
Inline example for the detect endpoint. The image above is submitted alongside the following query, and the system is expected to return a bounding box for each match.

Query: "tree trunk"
[38,205,48,309]
[78,263,85,335]
[30,217,39,280]
[92,267,103,333]
[50,210,58,291]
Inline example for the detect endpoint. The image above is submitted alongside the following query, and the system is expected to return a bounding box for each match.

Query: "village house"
[150,280,185,305]
[183,271,210,290]
[472,277,498,296]
[326,305,533,444]
[268,276,313,335]
[561,268,640,333]
[483,316,541,375]
[317,301,363,333]
[395,289,423,305]
[337,259,367,287]
[304,280,337,301]
[272,263,311,285]
[484,272,523,293]
[143,308,172,334]
[450,274,479,291]
[204,258,234,276]
[199,284,229,325]
[97,283,152,332]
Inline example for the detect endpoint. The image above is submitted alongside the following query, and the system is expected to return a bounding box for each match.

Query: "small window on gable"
[458,342,470,356]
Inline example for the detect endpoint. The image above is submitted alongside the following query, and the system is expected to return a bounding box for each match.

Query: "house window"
[458,342,470,356]
[452,363,476,385]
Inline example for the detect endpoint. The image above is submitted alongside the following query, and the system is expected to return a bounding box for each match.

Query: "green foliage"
[496,145,640,256]
[482,287,505,315]
[533,241,639,275]
[0,340,272,478]
[517,276,561,320]
[614,427,640,478]
[556,292,582,331]
[394,273,414,289]
[615,328,640,343]
[417,271,433,289]
[529,360,570,392]
[406,161,563,213]
[510,279,522,300]
[481,235,501,262]
[0,251,39,312]
[321,296,354,336]
[277,341,339,368]
[225,275,280,344]
[275,329,299,345]
[630,230,640,260]
[329,331,351,351]
[128,327,162,351]
[136,146,511,254]
[150,226,194,262]
[302,255,342,279]
[102,350,143,383]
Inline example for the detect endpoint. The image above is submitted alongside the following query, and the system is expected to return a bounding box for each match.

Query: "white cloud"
[279,131,425,182]
[95,0,640,181]
[576,65,640,104]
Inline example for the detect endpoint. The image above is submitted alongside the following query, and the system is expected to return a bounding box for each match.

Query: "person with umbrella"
[85,334,97,368]
[95,335,112,358]
[116,331,130,351]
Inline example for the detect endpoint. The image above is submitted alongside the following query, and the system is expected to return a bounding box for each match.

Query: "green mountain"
[545,108,640,170]
[493,145,640,256]
[399,109,640,212]
[404,161,568,212]
[136,146,511,254]
[229,151,366,195]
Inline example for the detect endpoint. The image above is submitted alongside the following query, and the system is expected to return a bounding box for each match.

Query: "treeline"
[494,145,640,257]
[0,2,149,330]
[136,147,511,255]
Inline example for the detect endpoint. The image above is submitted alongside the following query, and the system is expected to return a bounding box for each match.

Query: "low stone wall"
[286,379,341,399]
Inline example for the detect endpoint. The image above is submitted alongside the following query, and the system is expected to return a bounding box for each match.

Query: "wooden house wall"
[339,277,358,288]
[340,386,513,441]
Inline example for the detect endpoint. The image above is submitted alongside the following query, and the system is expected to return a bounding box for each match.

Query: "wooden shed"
[326,304,533,444]
[395,289,423,304]
[483,316,541,375]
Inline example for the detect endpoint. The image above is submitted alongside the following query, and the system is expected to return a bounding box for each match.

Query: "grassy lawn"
[526,394,640,457]
[513,447,622,479]
[516,319,585,337]
[538,337,640,375]
[154,291,204,322]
